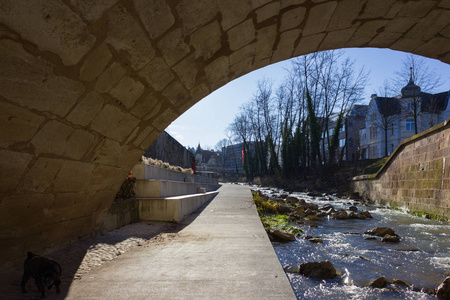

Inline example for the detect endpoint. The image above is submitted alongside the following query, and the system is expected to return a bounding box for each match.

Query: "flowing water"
[257,188,450,300]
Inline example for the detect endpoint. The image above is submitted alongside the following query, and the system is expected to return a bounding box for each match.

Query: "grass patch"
[252,191,303,236]
[362,157,389,175]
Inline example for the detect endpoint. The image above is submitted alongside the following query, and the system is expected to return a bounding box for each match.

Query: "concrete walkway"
[66,184,296,299]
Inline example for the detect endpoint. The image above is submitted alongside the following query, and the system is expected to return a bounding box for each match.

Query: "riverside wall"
[351,116,450,220]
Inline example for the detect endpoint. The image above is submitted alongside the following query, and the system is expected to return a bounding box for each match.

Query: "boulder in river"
[270,229,296,243]
[308,237,323,244]
[286,196,299,204]
[335,211,349,220]
[381,234,400,243]
[299,260,337,279]
[349,206,358,212]
[365,227,396,237]
[392,279,409,286]
[370,276,388,288]
[278,205,293,214]
[436,276,450,300]
[357,211,373,219]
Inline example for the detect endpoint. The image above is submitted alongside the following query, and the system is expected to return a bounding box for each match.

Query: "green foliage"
[115,174,136,201]
[306,90,322,166]
[328,112,343,164]
[253,191,279,214]
[409,211,448,222]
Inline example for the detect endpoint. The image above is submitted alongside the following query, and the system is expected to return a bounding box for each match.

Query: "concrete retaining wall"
[103,199,140,232]
[351,117,450,220]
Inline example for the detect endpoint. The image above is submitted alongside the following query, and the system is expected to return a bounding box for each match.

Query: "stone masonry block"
[398,1,435,18]
[69,0,119,23]
[67,91,105,127]
[94,62,127,93]
[359,0,394,19]
[109,76,145,109]
[272,29,300,63]
[320,27,357,51]
[139,57,174,91]
[0,102,45,148]
[31,120,96,160]
[133,126,156,148]
[93,138,143,168]
[293,33,326,57]
[415,37,450,58]
[346,20,389,47]
[134,0,175,39]
[327,0,365,31]
[157,28,191,67]
[80,43,112,82]
[256,2,280,24]
[107,5,156,70]
[384,17,420,34]
[218,0,251,31]
[255,25,277,61]
[0,40,85,117]
[0,149,34,194]
[152,106,179,131]
[190,21,222,61]
[227,19,255,51]
[19,157,64,193]
[0,1,96,65]
[90,104,140,142]
[162,80,189,106]
[280,0,306,9]
[176,0,218,35]
[173,54,198,90]
[204,56,229,88]
[230,43,256,66]
[88,164,123,191]
[406,10,450,41]
[303,1,337,36]
[280,7,306,32]
[131,94,160,120]
[54,160,95,192]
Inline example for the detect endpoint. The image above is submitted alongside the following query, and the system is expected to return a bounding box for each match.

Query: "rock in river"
[299,260,337,279]
[437,276,450,300]
[381,234,400,243]
[370,276,388,288]
[278,204,293,214]
[270,229,296,243]
[365,227,396,237]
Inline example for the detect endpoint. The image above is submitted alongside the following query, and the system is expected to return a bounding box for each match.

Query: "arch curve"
[1,0,449,265]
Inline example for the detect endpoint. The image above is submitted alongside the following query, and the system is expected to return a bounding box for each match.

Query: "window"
[406,119,415,131]
[390,144,395,154]
[407,103,414,110]
[390,122,395,136]
[340,124,345,133]
[339,139,346,148]
[369,126,378,140]
[370,113,377,122]
[369,145,378,159]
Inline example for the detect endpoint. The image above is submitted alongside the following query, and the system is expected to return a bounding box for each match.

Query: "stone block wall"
[351,117,450,219]
[144,131,194,168]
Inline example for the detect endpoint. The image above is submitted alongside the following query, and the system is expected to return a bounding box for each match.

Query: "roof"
[420,91,449,113]
[375,97,401,116]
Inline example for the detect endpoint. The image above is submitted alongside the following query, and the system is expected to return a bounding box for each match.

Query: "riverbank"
[252,185,450,299]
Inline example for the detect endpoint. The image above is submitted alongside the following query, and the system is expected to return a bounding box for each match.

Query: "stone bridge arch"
[1,0,449,265]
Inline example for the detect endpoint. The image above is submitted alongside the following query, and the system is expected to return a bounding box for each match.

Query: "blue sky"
[167,48,450,150]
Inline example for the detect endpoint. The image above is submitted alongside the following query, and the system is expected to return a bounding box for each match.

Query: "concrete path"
[65,184,296,299]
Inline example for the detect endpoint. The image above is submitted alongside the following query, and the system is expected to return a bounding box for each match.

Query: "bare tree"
[369,97,400,156]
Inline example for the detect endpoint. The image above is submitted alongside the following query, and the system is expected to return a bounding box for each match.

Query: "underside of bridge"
[0,0,449,266]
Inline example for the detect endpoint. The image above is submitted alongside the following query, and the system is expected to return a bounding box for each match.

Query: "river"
[255,187,450,299]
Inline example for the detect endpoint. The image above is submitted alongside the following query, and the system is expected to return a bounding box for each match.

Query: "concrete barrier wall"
[103,199,140,232]
[351,117,450,219]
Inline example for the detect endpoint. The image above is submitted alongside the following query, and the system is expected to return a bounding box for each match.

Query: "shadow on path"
[0,196,214,300]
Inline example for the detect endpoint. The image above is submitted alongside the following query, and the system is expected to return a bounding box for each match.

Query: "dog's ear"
[27,252,33,259]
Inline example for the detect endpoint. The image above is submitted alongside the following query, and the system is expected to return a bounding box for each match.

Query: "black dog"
[21,252,61,299]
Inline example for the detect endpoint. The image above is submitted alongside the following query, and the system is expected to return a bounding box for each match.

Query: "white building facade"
[360,77,450,159]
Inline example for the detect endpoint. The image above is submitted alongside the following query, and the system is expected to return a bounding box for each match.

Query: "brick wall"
[351,117,450,219]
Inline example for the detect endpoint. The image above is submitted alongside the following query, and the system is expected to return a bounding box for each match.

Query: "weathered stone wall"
[351,116,450,219]
[144,131,194,168]
[1,0,449,266]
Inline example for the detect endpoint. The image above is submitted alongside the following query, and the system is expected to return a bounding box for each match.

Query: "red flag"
[241,149,244,162]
